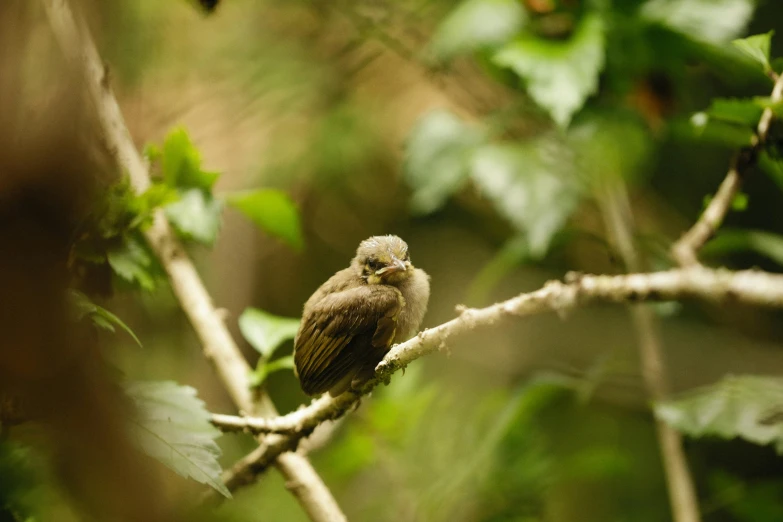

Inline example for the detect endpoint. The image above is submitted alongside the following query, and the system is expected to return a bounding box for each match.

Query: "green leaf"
[160,128,219,191]
[706,98,765,127]
[250,355,295,387]
[758,151,783,192]
[107,234,156,291]
[403,110,485,214]
[469,143,580,257]
[641,0,754,45]
[676,112,756,147]
[224,189,303,250]
[124,381,230,498]
[732,31,774,72]
[703,229,783,266]
[69,291,142,347]
[655,375,783,453]
[429,0,526,61]
[238,308,300,358]
[165,188,223,245]
[493,14,605,127]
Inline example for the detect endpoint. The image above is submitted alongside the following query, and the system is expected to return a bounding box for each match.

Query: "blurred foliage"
[5,0,783,521]
[656,375,783,453]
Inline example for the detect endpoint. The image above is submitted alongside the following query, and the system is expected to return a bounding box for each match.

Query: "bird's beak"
[376,258,407,276]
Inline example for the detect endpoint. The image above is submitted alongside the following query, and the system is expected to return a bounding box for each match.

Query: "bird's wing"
[294,284,403,395]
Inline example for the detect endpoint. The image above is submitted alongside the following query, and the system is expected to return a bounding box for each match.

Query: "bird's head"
[353,235,413,285]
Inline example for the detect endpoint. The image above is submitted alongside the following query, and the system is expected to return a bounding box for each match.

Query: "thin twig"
[672,74,783,266]
[598,183,700,522]
[40,2,345,520]
[207,265,783,497]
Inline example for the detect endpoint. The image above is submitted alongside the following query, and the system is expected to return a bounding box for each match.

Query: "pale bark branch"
[40,1,345,520]
[208,265,783,497]
[672,74,783,266]
[598,183,701,522]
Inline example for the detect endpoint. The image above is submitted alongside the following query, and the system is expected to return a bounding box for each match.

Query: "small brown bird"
[294,235,430,396]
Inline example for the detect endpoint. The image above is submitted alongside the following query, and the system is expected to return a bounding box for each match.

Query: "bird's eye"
[367,259,381,271]
[403,253,410,261]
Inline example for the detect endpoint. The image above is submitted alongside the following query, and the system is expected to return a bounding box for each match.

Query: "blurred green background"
[4,0,783,521]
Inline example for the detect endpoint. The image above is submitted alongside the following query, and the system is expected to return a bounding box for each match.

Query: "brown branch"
[40,1,346,521]
[207,265,783,497]
[672,74,783,266]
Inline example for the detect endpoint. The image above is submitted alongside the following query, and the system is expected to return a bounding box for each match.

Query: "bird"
[293,235,430,397]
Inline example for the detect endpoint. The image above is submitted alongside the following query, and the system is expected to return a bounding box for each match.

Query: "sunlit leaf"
[165,188,223,245]
[641,0,754,45]
[224,189,303,250]
[125,381,230,497]
[469,143,580,257]
[429,0,526,60]
[404,110,485,214]
[493,14,605,127]
[250,356,295,387]
[732,31,774,73]
[107,234,156,291]
[703,229,783,266]
[655,375,783,454]
[160,128,219,191]
[239,307,300,359]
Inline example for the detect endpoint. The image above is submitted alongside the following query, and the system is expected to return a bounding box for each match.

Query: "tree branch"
[40,1,345,520]
[598,183,700,522]
[672,74,783,266]
[208,265,783,497]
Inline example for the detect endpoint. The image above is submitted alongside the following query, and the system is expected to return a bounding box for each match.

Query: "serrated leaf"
[469,143,580,257]
[703,229,783,266]
[732,31,774,72]
[655,375,783,454]
[239,308,300,358]
[404,110,485,214]
[641,0,754,45]
[125,381,230,498]
[224,189,303,250]
[493,14,605,127]
[160,128,219,191]
[107,234,156,291]
[250,355,295,387]
[165,188,223,245]
[429,0,526,60]
[69,290,142,347]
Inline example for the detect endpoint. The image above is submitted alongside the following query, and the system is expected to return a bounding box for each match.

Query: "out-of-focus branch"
[598,184,701,522]
[672,74,783,266]
[40,2,346,521]
[208,265,783,497]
